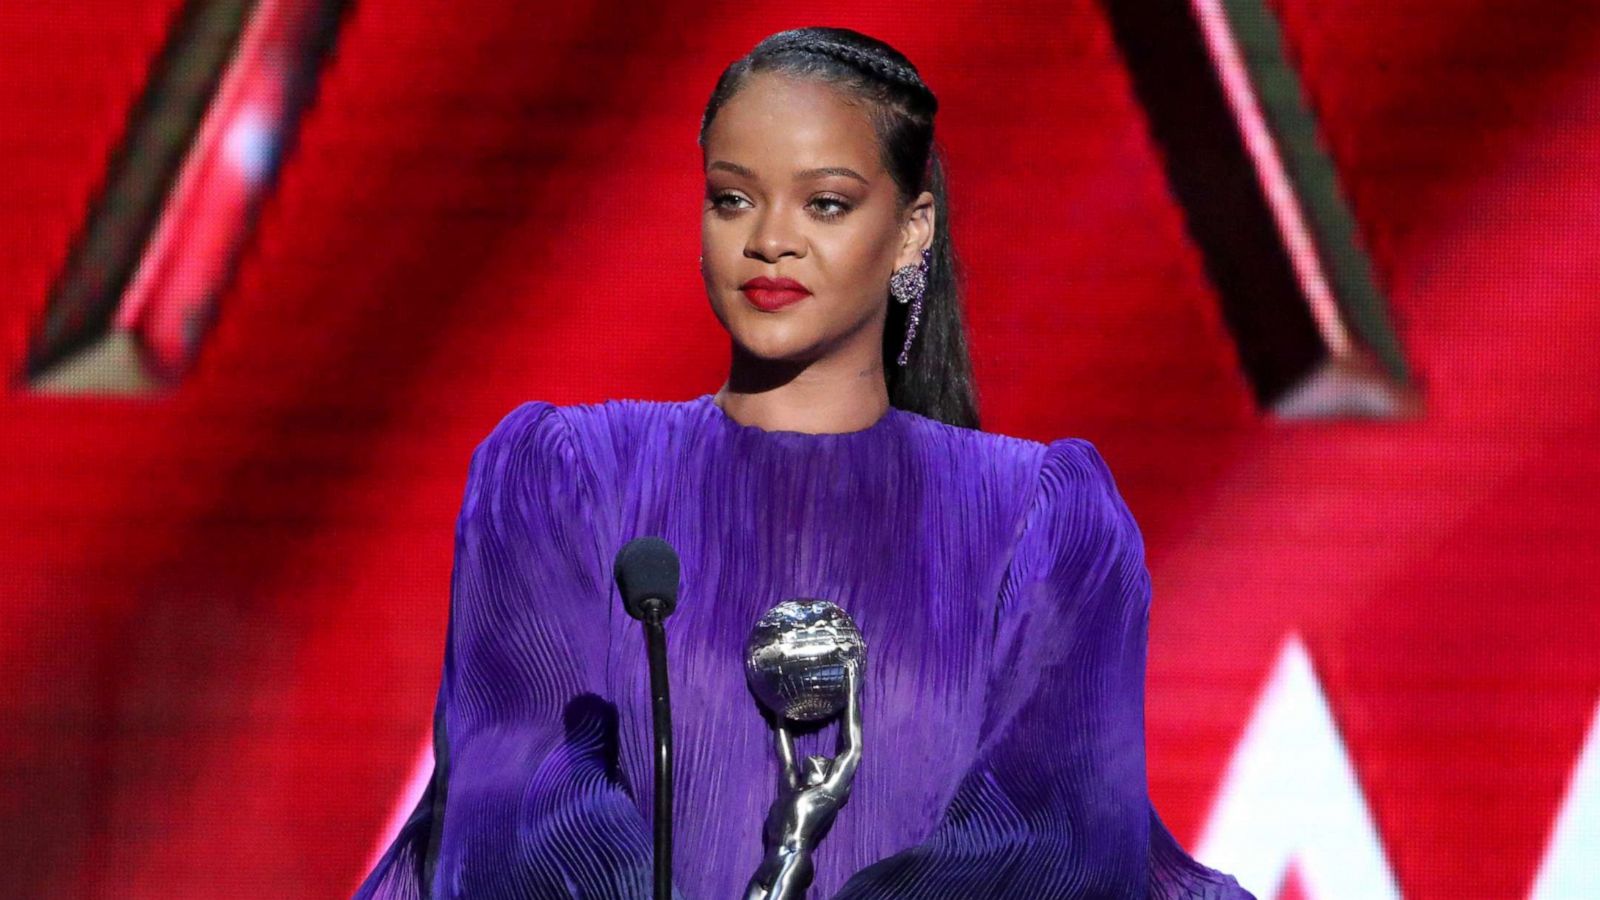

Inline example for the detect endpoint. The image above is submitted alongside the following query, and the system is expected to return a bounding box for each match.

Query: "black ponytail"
[698,27,981,430]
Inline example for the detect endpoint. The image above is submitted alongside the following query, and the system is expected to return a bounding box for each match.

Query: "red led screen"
[1,1,1596,897]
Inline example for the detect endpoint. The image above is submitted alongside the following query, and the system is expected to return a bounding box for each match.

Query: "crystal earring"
[891,248,930,367]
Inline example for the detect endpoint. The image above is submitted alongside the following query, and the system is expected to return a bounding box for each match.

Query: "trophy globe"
[744,599,866,722]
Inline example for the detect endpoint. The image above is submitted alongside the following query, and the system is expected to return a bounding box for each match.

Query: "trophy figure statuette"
[743,599,866,900]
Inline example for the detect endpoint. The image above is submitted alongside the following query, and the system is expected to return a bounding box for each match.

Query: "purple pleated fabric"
[355,394,1254,899]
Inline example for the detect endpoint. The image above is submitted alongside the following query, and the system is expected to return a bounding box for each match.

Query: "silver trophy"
[743,599,866,900]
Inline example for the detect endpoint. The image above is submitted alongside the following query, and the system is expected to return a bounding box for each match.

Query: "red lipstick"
[739,276,812,311]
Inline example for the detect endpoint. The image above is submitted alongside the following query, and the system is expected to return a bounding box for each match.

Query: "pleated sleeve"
[355,401,673,899]
[834,439,1252,899]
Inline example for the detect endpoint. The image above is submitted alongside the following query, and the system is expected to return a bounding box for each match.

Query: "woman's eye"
[810,196,852,218]
[706,192,850,218]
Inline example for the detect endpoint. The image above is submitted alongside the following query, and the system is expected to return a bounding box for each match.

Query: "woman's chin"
[732,336,826,368]
[729,322,826,364]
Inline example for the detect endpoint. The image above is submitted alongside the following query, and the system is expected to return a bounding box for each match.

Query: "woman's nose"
[744,209,804,262]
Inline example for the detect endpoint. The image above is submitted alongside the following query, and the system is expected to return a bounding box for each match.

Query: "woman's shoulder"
[458,402,590,511]
[904,412,1121,501]
[1014,435,1146,593]
[479,395,689,442]
[470,395,704,485]
[1031,436,1124,501]
[471,399,579,463]
[907,409,1136,541]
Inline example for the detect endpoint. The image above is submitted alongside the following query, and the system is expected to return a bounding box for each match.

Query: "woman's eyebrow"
[707,161,869,185]
[795,166,868,184]
[707,160,755,178]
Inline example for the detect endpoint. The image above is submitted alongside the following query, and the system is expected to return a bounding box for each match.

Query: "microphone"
[613,536,681,900]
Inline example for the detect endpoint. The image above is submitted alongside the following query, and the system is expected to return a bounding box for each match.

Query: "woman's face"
[701,71,933,368]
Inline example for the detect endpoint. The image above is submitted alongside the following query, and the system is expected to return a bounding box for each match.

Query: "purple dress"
[356,394,1253,899]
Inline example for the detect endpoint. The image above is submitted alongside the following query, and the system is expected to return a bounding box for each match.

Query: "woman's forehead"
[705,73,883,179]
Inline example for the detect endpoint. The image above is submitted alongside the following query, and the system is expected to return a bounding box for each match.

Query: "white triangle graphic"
[1195,634,1401,899]
[365,737,436,874]
[1529,699,1600,899]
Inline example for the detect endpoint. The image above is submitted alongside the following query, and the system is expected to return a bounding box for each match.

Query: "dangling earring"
[891,248,931,367]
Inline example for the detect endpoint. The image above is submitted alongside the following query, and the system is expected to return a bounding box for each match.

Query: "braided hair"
[699,27,980,431]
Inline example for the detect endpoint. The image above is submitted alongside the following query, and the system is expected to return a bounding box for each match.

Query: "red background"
[1,1,1596,896]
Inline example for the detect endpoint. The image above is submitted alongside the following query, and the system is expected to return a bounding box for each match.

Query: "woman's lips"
[740,277,812,311]
[741,288,811,311]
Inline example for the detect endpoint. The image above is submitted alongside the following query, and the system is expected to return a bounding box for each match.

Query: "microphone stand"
[640,599,673,900]
[615,535,680,900]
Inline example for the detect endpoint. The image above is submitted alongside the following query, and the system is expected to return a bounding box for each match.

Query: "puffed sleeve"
[833,439,1252,899]
[355,402,677,899]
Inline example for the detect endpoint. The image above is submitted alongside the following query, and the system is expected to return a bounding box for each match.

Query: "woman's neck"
[715,354,890,436]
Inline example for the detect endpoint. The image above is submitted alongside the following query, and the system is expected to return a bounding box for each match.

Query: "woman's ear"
[897,190,937,269]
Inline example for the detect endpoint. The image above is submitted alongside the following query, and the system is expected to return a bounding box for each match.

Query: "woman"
[357,27,1254,899]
